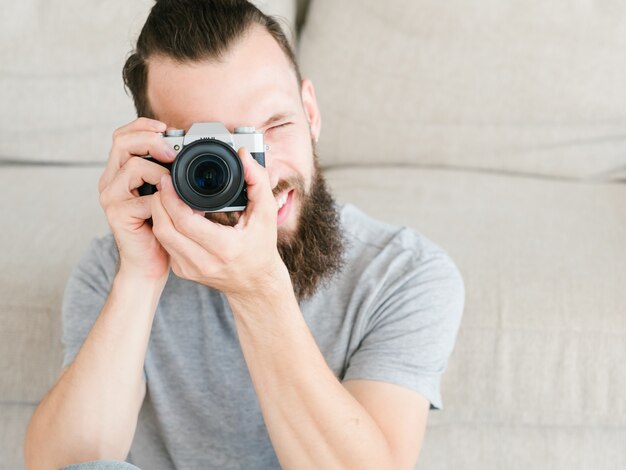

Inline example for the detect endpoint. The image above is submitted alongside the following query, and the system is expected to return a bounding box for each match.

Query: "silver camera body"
[139,122,265,213]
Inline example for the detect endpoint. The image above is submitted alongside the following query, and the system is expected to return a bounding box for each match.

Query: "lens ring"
[170,139,244,212]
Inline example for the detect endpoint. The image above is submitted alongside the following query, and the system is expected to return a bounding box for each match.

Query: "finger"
[113,117,167,137]
[100,157,170,207]
[237,147,276,226]
[101,118,166,191]
[100,125,174,192]
[103,195,154,229]
[159,174,234,248]
[103,131,175,182]
[150,190,217,270]
[115,131,177,162]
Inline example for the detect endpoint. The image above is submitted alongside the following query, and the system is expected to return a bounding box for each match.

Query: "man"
[25,1,464,469]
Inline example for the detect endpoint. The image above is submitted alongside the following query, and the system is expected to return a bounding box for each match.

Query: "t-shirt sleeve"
[342,240,465,410]
[61,235,118,369]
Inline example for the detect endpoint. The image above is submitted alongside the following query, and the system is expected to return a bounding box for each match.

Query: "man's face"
[145,25,344,300]
[146,25,321,238]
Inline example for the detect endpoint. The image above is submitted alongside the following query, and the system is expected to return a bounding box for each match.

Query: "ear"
[300,79,321,143]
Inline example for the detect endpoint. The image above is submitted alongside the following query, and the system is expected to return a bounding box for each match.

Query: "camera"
[138,122,265,212]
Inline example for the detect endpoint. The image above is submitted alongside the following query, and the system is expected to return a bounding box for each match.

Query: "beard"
[276,157,345,301]
[206,151,345,302]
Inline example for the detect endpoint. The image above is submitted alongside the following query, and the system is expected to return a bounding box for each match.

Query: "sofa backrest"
[4,0,625,181]
[0,0,298,164]
[298,0,626,180]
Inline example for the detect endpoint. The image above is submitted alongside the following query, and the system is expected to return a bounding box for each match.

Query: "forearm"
[25,270,165,470]
[229,290,397,470]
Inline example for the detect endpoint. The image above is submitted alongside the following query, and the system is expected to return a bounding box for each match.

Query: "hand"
[98,118,177,281]
[150,147,290,299]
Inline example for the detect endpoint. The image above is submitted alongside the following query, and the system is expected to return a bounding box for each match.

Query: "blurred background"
[1,0,625,468]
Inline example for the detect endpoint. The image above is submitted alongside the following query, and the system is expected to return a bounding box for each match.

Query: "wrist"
[117,260,170,286]
[103,270,167,331]
[115,264,169,302]
[226,259,294,315]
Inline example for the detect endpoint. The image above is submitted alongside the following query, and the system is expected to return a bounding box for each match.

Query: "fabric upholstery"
[0,166,107,403]
[3,163,625,468]
[299,0,626,180]
[0,0,296,164]
[417,424,626,469]
[325,166,626,431]
[0,404,37,468]
[2,0,625,468]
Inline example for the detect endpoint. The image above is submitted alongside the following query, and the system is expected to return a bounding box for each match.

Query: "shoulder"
[333,203,465,332]
[335,205,464,409]
[339,203,464,292]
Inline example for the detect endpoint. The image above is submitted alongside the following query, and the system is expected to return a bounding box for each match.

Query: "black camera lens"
[188,156,229,196]
[170,138,245,212]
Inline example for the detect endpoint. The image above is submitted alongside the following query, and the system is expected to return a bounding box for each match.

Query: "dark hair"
[123,0,301,118]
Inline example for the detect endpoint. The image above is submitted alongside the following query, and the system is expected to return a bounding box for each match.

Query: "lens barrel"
[170,139,244,212]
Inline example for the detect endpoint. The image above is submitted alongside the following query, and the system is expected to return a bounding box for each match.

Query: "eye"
[267,122,292,132]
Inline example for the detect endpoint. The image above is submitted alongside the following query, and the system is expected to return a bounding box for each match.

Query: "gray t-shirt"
[62,203,464,469]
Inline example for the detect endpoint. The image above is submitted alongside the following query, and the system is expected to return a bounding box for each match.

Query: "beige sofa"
[1,1,625,468]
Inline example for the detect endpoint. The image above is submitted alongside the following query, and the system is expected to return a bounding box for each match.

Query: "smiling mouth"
[275,189,294,225]
[276,190,289,209]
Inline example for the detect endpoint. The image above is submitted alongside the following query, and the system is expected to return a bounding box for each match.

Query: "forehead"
[146,25,301,130]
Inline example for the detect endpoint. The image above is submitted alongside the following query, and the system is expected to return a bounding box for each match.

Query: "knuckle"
[115,163,129,180]
[175,217,192,234]
[173,262,193,281]
[124,156,143,172]
[121,158,145,180]
[99,186,118,210]
[131,195,147,213]
[98,190,108,209]
[219,245,238,264]
[103,202,119,222]
[109,135,127,161]
[137,117,153,127]
[112,126,124,141]
[98,173,107,194]
[171,262,182,278]
[152,224,172,246]
[151,222,164,240]
[199,264,215,279]
[111,120,134,141]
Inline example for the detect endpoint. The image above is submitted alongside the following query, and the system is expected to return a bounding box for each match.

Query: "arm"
[24,272,164,470]
[25,118,176,469]
[148,152,432,468]
[228,286,430,470]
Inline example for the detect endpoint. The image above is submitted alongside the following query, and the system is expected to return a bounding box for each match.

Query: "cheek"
[265,130,314,184]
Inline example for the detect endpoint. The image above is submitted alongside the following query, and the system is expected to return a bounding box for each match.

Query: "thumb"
[238,147,276,221]
[239,147,271,198]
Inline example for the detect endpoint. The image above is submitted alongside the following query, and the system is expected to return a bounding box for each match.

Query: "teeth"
[276,191,289,210]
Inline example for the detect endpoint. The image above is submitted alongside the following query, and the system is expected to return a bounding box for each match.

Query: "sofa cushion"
[299,0,626,180]
[417,423,626,470]
[0,404,36,469]
[0,0,297,164]
[0,165,107,402]
[325,166,626,429]
[4,162,625,429]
